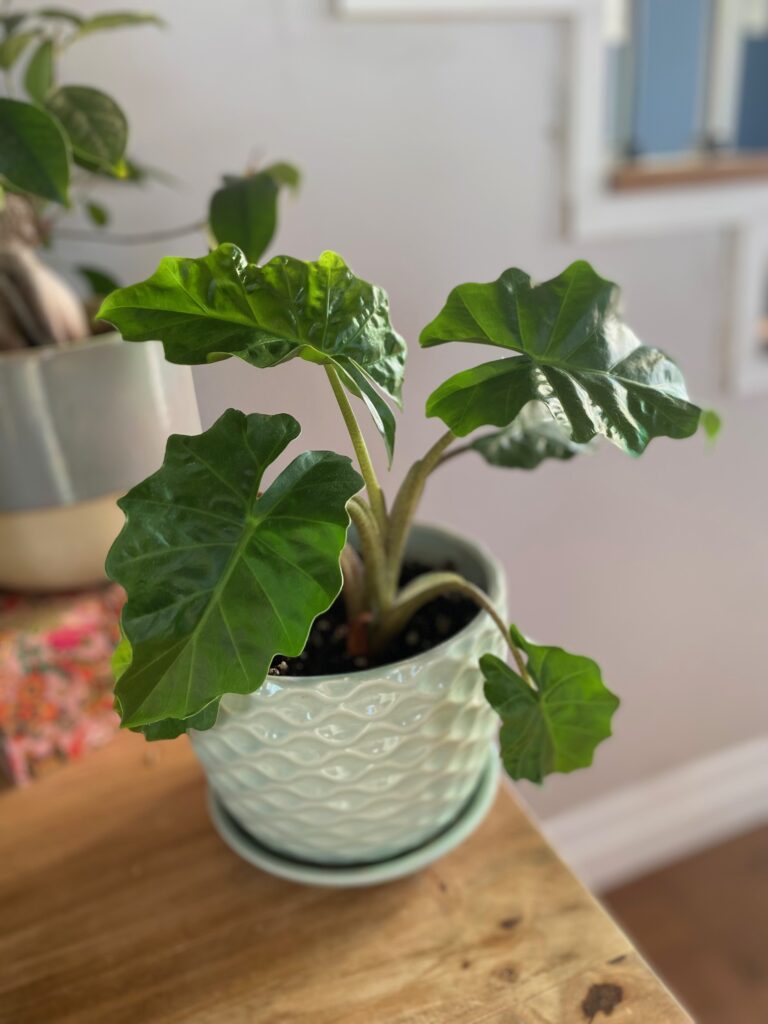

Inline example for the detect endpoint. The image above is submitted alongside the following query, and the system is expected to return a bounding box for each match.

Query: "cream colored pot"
[190,524,506,867]
[0,334,200,591]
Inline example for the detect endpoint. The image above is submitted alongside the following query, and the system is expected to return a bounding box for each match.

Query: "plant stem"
[55,219,207,245]
[325,365,388,536]
[386,429,456,592]
[347,496,389,613]
[373,570,532,686]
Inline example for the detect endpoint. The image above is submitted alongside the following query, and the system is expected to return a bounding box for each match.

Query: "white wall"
[53,0,768,818]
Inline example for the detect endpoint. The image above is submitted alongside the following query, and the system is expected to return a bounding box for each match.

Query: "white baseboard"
[524,737,768,892]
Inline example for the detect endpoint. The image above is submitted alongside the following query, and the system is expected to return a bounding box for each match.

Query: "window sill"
[610,154,768,192]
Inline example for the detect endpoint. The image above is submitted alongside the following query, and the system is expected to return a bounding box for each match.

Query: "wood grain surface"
[0,731,691,1024]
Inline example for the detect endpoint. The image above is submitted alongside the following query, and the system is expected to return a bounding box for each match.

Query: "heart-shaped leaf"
[469,400,589,469]
[209,162,300,264]
[107,409,362,732]
[47,85,127,171]
[0,97,69,202]
[98,245,407,460]
[24,37,54,103]
[482,626,619,783]
[421,261,703,455]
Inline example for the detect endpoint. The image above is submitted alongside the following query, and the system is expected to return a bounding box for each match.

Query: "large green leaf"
[98,246,407,460]
[107,409,362,732]
[421,261,703,455]
[482,626,619,784]
[46,85,127,171]
[0,97,69,202]
[469,400,589,469]
[209,162,300,264]
[23,37,54,102]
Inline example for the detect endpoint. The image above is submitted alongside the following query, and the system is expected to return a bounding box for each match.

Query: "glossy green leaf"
[74,11,164,38]
[98,245,407,458]
[209,169,280,264]
[78,264,120,296]
[422,261,703,455]
[23,37,54,102]
[0,29,38,69]
[469,400,589,469]
[482,626,619,783]
[208,162,300,262]
[107,409,363,731]
[47,86,127,171]
[112,632,219,739]
[0,97,69,202]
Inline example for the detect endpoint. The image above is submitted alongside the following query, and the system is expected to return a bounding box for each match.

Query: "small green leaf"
[24,37,54,102]
[482,627,619,783]
[98,245,407,457]
[78,264,120,296]
[470,401,589,470]
[0,29,39,70]
[701,408,721,443]
[84,199,109,226]
[74,11,164,38]
[0,97,69,203]
[107,409,363,731]
[209,170,279,264]
[0,15,28,35]
[422,261,703,455]
[47,85,127,171]
[264,161,301,190]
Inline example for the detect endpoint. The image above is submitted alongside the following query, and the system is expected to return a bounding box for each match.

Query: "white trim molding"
[526,737,768,892]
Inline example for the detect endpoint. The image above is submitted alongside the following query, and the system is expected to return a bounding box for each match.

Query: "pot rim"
[263,521,504,690]
[0,330,121,367]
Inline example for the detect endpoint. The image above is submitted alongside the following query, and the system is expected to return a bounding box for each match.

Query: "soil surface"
[268,560,478,677]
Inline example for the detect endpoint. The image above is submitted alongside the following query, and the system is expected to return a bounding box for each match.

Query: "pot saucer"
[207,745,500,888]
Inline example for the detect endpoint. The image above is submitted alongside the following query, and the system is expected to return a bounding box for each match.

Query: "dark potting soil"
[268,560,478,677]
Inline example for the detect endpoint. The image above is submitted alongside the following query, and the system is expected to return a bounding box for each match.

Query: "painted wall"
[55,0,768,818]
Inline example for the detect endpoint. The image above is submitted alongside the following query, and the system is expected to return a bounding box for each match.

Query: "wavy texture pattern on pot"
[190,524,506,865]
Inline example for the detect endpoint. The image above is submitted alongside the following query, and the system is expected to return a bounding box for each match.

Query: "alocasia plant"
[99,249,717,782]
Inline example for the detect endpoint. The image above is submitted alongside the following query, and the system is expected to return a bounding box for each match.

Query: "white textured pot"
[190,524,506,866]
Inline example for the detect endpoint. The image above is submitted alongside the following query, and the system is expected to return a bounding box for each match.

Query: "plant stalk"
[386,429,456,593]
[373,569,532,686]
[347,496,390,614]
[326,365,388,536]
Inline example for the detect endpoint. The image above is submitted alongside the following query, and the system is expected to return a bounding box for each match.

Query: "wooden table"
[0,732,691,1023]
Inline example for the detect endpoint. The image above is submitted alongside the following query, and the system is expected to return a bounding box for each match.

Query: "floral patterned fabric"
[0,585,123,785]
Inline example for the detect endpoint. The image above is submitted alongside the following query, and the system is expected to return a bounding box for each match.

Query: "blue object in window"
[631,0,712,157]
[736,36,768,151]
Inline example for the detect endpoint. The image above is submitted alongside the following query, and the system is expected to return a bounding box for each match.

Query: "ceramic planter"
[190,523,507,878]
[0,334,199,590]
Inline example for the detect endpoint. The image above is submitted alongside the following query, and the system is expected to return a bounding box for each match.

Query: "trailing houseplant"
[0,4,299,347]
[99,246,718,870]
[0,4,298,591]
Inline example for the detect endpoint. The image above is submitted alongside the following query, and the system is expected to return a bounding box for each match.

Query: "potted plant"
[99,245,718,884]
[0,6,297,591]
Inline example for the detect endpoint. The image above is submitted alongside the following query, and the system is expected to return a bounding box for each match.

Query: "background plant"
[99,246,718,781]
[0,5,298,349]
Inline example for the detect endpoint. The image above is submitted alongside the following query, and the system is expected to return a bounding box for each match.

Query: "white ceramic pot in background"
[190,524,507,867]
[0,334,200,591]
